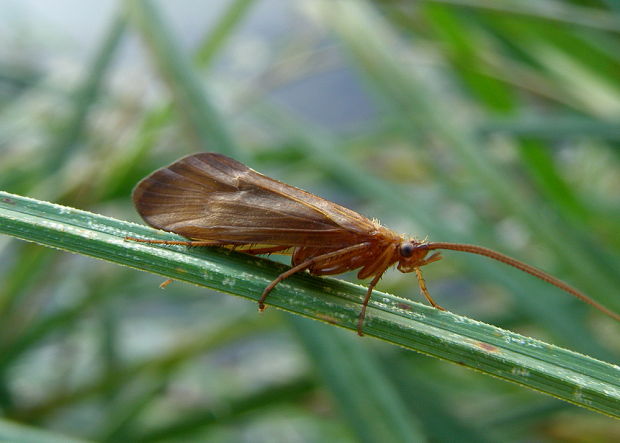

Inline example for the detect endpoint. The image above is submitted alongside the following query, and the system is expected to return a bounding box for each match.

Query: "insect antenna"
[417,242,620,322]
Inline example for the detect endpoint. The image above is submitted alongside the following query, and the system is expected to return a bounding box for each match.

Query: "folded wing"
[132,153,381,247]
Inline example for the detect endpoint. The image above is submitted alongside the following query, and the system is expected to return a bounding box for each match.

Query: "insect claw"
[356,314,365,337]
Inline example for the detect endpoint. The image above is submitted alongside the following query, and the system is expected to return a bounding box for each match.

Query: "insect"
[129,153,620,335]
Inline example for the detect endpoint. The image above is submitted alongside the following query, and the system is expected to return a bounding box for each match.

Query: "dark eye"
[399,243,414,258]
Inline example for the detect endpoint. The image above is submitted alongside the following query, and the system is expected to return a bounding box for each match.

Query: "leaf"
[1,191,619,418]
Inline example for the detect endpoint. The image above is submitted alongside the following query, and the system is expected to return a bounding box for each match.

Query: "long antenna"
[418,242,620,322]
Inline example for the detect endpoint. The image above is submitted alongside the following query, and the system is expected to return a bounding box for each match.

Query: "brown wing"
[132,153,384,247]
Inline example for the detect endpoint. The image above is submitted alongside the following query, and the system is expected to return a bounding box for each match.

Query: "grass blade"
[291,317,427,442]
[0,418,89,443]
[1,191,619,417]
[125,0,239,157]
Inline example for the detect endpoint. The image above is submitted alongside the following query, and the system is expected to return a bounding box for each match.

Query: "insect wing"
[132,153,378,247]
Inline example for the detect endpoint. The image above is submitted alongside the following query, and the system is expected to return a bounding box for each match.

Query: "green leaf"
[1,191,619,418]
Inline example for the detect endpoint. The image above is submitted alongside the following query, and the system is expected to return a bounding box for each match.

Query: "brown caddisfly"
[129,153,620,335]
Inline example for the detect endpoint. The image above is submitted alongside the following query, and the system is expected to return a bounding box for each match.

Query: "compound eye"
[399,243,414,258]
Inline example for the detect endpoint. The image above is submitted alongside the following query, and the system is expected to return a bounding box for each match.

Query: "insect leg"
[356,268,389,336]
[125,237,221,247]
[159,279,174,289]
[414,267,446,311]
[258,242,370,311]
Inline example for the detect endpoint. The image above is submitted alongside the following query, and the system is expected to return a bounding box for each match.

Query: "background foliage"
[0,0,619,441]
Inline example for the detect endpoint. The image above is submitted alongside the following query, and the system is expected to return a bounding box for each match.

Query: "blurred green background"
[1,0,620,441]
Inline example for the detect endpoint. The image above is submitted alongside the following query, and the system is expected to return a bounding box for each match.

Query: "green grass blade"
[426,0,620,32]
[290,317,427,442]
[125,0,240,157]
[13,315,272,422]
[1,191,619,417]
[0,418,89,443]
[130,376,316,442]
[45,12,126,172]
[479,115,620,140]
[194,0,256,66]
